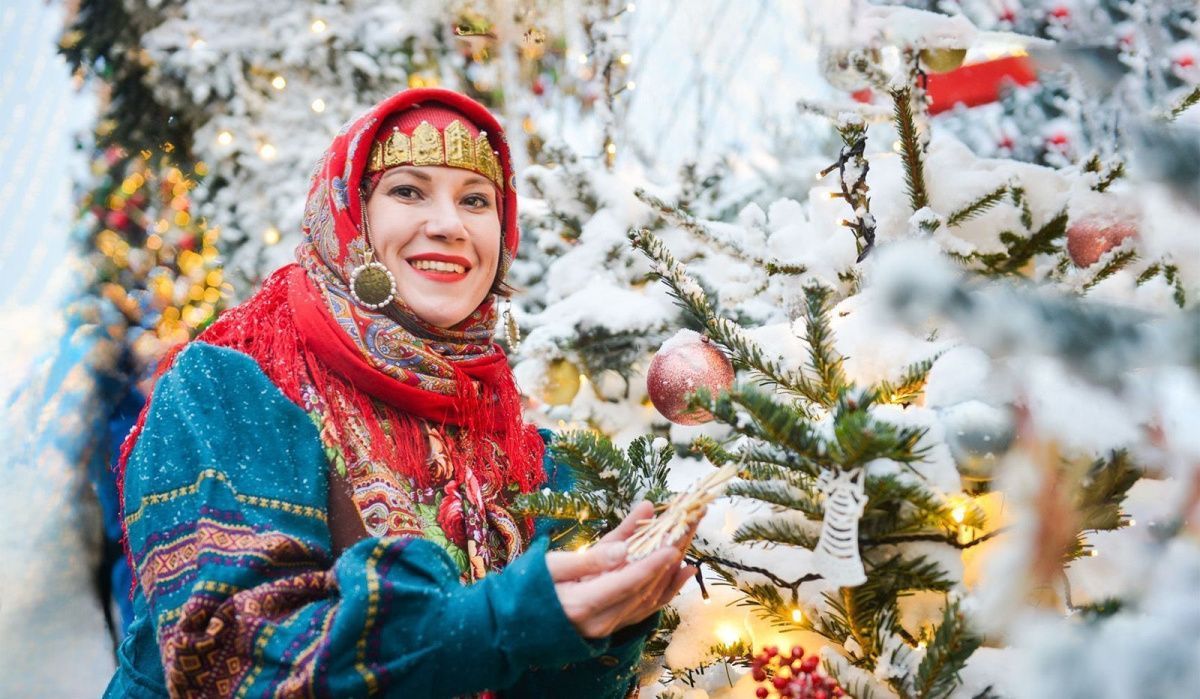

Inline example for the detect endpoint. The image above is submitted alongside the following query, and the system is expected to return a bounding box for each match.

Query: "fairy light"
[216,130,234,146]
[951,504,967,524]
[271,75,287,90]
[618,52,632,66]
[311,98,326,113]
[626,2,637,12]
[714,623,741,647]
[259,142,278,160]
[189,36,206,49]
[310,19,327,33]
[791,608,804,623]
[263,226,281,245]
[605,142,617,155]
[625,80,636,91]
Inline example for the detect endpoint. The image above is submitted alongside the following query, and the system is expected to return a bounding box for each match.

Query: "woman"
[106,88,698,698]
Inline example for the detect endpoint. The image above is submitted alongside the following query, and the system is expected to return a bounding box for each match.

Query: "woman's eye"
[463,194,491,209]
[389,185,420,199]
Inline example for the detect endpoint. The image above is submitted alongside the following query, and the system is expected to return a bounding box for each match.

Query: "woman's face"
[365,165,502,328]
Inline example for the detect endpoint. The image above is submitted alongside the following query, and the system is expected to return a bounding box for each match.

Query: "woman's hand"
[545,501,701,639]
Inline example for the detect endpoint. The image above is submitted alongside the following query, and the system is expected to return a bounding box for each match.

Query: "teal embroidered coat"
[105,343,651,698]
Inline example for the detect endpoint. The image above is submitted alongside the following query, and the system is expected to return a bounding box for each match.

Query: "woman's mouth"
[406,254,471,282]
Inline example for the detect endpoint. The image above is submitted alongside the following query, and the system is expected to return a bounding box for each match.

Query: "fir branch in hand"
[911,601,982,699]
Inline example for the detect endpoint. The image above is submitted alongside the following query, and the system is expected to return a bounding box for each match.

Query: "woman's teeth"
[411,259,466,274]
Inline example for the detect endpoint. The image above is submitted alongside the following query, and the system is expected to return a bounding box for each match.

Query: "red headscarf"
[118,90,544,553]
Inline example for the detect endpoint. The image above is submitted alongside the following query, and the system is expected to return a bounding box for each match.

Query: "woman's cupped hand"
[545,501,701,639]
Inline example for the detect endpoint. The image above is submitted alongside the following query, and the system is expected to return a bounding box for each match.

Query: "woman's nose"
[422,195,467,242]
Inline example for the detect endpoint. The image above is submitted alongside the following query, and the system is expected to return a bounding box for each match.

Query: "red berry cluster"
[750,645,845,699]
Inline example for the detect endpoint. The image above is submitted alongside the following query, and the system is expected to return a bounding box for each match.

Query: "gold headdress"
[367,119,503,190]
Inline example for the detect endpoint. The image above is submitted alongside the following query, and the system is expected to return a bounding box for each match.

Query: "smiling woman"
[367,163,502,328]
[104,88,698,699]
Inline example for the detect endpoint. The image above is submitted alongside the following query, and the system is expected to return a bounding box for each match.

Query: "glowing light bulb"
[618,52,632,66]
[951,504,966,524]
[263,226,281,245]
[625,80,636,91]
[311,98,326,113]
[605,142,617,155]
[259,142,277,160]
[310,19,327,33]
[715,623,741,646]
[216,130,234,146]
[189,37,206,49]
[791,608,803,623]
[271,75,287,90]
[626,2,637,12]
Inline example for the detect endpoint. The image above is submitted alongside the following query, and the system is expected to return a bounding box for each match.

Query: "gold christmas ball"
[539,358,582,406]
[920,48,968,73]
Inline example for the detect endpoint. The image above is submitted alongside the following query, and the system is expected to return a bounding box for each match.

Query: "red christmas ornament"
[1066,215,1138,268]
[532,76,546,96]
[926,55,1037,115]
[646,331,734,425]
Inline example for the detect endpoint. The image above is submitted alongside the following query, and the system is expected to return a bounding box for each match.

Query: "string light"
[626,2,637,12]
[951,504,967,524]
[625,80,636,91]
[618,52,632,66]
[310,19,327,33]
[216,130,234,146]
[271,75,287,90]
[189,36,206,49]
[263,226,281,245]
[714,623,741,647]
[791,607,803,623]
[311,98,326,113]
[259,142,278,160]
[605,142,617,155]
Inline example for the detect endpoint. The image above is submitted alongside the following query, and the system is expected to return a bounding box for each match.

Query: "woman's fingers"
[558,545,677,637]
[545,540,627,582]
[599,500,656,544]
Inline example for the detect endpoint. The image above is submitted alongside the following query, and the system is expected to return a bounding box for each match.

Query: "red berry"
[765,645,779,658]
[815,691,828,699]
[791,645,804,658]
[753,668,767,682]
[773,675,789,690]
[802,656,820,673]
[756,688,769,699]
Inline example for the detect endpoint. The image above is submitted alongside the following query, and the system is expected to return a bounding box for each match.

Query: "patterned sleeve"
[116,343,607,698]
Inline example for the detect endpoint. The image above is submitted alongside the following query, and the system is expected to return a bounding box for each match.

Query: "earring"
[349,248,396,309]
[503,299,521,351]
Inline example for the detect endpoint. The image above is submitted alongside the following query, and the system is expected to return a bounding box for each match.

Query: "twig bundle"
[626,463,738,560]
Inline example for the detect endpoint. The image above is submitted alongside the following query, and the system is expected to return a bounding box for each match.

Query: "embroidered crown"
[367,119,503,190]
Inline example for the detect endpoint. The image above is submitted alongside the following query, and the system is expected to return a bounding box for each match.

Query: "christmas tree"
[512,4,1200,698]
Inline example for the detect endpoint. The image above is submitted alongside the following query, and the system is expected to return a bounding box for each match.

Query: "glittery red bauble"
[1066,215,1138,268]
[646,332,734,425]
